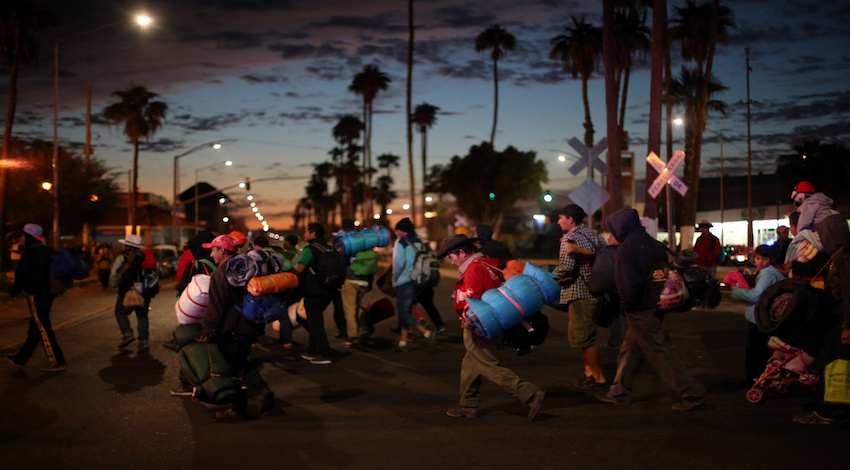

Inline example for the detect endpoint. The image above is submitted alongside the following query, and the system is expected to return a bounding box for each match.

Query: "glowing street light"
[172,139,234,245]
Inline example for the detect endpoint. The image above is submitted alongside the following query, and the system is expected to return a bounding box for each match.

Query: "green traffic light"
[543,191,553,203]
[488,192,495,200]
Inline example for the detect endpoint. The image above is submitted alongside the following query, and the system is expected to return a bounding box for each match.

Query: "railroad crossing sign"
[567,137,609,177]
[569,178,610,217]
[647,150,688,199]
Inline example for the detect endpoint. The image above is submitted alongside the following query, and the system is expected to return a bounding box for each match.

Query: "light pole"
[172,140,234,246]
[194,161,233,231]
[51,15,151,249]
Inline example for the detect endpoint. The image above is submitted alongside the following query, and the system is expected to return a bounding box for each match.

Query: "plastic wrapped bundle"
[522,262,561,305]
[334,226,391,256]
[175,274,211,325]
[51,248,90,280]
[246,272,298,296]
[466,267,555,340]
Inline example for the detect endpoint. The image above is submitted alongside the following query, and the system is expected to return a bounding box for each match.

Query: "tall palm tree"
[411,102,440,205]
[643,0,668,221]
[0,1,59,268]
[550,16,603,154]
[475,24,516,146]
[331,114,364,220]
[612,2,651,133]
[103,85,167,231]
[406,0,416,225]
[349,64,391,218]
[670,0,735,243]
[377,153,400,179]
[667,66,728,243]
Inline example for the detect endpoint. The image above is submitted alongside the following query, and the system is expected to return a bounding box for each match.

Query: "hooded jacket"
[817,214,850,329]
[10,234,52,297]
[607,208,667,314]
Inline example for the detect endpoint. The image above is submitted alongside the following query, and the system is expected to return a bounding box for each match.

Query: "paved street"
[1,267,845,469]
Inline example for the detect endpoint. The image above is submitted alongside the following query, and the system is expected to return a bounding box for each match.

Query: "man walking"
[693,220,721,279]
[392,218,434,351]
[110,234,145,349]
[597,208,707,411]
[552,204,608,391]
[294,222,335,364]
[437,235,544,420]
[6,224,66,372]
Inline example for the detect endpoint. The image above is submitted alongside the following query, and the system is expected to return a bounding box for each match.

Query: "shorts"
[568,299,600,348]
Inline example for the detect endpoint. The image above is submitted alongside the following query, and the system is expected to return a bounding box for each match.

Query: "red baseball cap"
[202,235,238,252]
[227,230,248,246]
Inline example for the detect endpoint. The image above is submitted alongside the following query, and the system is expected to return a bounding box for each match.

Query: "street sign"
[569,178,610,216]
[647,150,688,199]
[567,137,609,177]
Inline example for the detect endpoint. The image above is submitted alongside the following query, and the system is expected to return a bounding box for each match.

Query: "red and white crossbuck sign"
[647,150,688,199]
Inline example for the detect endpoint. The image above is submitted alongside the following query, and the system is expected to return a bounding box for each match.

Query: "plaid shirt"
[553,224,607,305]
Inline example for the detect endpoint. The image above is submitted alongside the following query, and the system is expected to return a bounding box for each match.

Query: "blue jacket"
[732,265,785,324]
[392,234,423,287]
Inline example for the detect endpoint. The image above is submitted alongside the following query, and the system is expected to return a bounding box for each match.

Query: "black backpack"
[308,242,348,289]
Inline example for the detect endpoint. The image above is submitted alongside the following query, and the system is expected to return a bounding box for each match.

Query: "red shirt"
[453,255,503,320]
[693,233,721,267]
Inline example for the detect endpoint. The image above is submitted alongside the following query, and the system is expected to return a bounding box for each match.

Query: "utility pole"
[746,48,754,249]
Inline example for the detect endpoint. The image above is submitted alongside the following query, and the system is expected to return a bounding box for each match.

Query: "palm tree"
[667,66,728,244]
[349,64,391,218]
[643,0,668,221]
[0,1,59,268]
[550,16,603,154]
[373,175,397,226]
[376,153,400,179]
[103,85,167,230]
[670,0,735,244]
[475,24,516,146]
[612,3,651,133]
[411,102,440,205]
[406,0,416,225]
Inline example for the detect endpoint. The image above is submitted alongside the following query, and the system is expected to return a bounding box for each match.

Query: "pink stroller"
[747,336,819,403]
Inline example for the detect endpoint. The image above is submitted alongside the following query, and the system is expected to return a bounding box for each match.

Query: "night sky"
[2,0,848,230]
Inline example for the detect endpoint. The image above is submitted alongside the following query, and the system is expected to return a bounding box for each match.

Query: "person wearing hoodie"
[474,224,512,268]
[596,208,707,411]
[6,224,66,372]
[436,234,544,420]
[793,214,850,424]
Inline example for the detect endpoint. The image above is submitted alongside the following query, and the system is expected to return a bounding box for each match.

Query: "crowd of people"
[5,182,849,424]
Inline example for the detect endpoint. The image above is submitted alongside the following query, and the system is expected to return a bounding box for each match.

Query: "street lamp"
[194,160,233,230]
[52,15,151,249]
[172,140,234,246]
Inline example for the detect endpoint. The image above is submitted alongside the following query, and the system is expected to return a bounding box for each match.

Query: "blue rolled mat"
[523,262,560,304]
[466,298,503,340]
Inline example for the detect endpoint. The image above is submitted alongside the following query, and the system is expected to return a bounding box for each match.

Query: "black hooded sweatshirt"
[606,208,668,314]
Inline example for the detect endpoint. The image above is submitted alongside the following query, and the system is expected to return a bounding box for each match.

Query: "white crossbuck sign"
[647,150,688,199]
[567,137,609,177]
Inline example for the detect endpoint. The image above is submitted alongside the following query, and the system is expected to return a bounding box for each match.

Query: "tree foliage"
[475,24,516,146]
[434,142,548,225]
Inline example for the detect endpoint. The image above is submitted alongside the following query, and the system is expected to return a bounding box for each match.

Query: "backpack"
[502,312,550,356]
[350,249,378,276]
[308,242,348,289]
[134,269,161,298]
[404,240,440,287]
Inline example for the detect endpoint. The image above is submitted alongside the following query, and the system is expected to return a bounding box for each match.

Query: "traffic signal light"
[488,192,495,200]
[543,191,553,203]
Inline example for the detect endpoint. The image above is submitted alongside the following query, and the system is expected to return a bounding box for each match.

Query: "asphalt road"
[0,268,845,469]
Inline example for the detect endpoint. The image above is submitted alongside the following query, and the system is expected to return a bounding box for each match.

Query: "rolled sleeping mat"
[51,248,90,280]
[501,275,546,316]
[466,297,503,340]
[246,272,299,296]
[175,274,211,325]
[481,288,522,330]
[522,261,561,305]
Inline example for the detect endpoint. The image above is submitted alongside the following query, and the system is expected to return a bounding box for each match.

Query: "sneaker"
[118,334,135,348]
[300,353,317,361]
[527,390,545,420]
[138,340,149,350]
[596,391,630,405]
[41,363,66,372]
[436,325,447,334]
[342,341,353,348]
[4,354,23,368]
[671,396,707,411]
[793,411,836,425]
[574,375,608,391]
[446,407,479,418]
[310,356,332,365]
[257,388,275,414]
[170,385,194,397]
[214,408,250,420]
[394,344,409,353]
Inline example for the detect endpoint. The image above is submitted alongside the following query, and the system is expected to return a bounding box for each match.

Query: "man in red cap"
[198,235,276,419]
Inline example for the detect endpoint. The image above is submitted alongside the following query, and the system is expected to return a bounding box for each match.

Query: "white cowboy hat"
[119,234,144,248]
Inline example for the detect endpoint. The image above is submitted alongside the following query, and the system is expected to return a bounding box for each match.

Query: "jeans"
[395,282,421,330]
[13,295,65,367]
[605,309,706,403]
[114,292,149,340]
